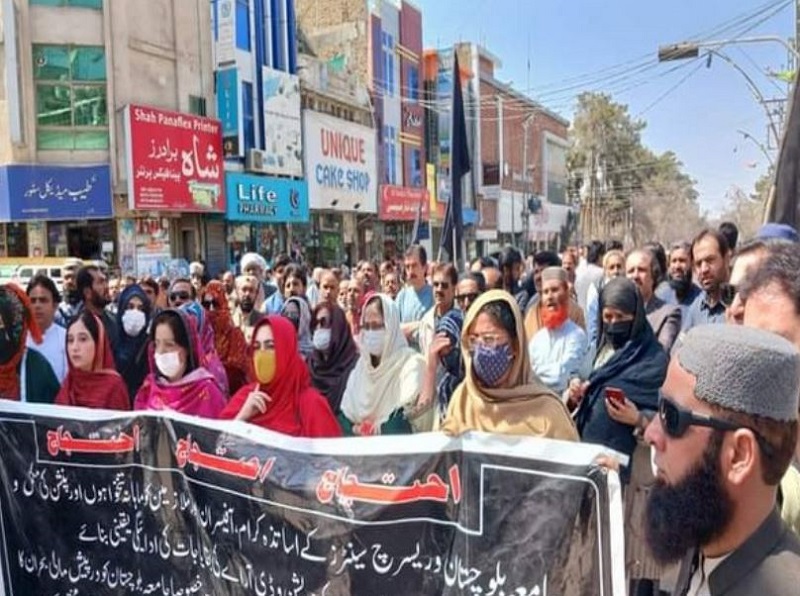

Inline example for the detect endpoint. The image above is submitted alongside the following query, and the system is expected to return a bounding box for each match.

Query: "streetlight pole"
[658,36,800,62]
[658,38,787,153]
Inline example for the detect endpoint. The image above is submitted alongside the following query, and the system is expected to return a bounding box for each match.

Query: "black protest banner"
[0,402,625,596]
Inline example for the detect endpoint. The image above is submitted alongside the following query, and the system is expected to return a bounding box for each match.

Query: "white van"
[12,264,67,293]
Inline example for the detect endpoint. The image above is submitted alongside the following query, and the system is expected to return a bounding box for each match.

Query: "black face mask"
[0,333,14,365]
[240,298,255,314]
[605,320,633,349]
[669,276,692,297]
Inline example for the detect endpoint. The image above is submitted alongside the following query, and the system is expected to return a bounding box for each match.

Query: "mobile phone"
[605,387,625,405]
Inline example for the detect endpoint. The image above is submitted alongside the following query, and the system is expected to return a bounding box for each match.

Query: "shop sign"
[303,110,377,213]
[225,173,309,223]
[0,164,112,222]
[216,68,241,158]
[215,0,235,66]
[262,67,303,178]
[379,185,430,221]
[124,104,225,213]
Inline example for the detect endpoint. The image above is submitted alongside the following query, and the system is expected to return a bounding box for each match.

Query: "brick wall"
[479,79,567,197]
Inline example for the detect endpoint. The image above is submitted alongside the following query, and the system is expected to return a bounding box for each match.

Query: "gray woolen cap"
[677,324,800,421]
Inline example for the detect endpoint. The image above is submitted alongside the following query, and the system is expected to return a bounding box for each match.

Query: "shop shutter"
[204,219,227,276]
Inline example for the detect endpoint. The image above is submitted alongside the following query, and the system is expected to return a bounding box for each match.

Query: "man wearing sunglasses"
[167,278,196,309]
[645,324,800,595]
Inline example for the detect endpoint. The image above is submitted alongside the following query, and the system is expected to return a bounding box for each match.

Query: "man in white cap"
[528,267,588,393]
[645,324,800,595]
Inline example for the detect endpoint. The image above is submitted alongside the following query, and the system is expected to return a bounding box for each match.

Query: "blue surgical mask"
[472,343,513,387]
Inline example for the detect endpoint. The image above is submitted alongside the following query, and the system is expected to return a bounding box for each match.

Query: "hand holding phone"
[605,387,625,406]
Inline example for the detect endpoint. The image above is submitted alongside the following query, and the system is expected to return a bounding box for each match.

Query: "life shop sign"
[303,110,377,213]
[124,105,225,212]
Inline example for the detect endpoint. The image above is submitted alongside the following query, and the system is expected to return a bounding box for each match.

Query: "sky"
[416,0,796,217]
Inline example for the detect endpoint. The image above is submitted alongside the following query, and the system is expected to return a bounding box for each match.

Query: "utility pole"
[521,113,534,251]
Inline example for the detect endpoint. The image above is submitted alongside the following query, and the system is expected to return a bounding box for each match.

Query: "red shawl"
[203,281,249,393]
[56,313,130,410]
[219,316,341,437]
[0,284,42,400]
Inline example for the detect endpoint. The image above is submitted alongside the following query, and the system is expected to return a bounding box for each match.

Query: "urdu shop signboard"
[124,104,225,213]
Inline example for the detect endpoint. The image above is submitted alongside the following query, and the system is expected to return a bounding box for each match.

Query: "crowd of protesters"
[2,219,800,595]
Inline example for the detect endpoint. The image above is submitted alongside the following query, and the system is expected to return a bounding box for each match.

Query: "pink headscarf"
[133,309,227,418]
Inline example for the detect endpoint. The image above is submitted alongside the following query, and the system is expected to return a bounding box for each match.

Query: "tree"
[716,173,770,241]
[568,92,703,245]
[630,150,706,245]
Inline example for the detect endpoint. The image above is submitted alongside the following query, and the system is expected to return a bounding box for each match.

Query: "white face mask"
[122,309,146,337]
[361,329,385,356]
[155,351,184,380]
[313,328,332,351]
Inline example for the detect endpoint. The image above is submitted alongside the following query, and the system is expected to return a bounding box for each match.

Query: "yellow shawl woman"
[442,290,578,440]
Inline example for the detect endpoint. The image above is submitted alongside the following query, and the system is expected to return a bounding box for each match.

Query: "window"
[189,95,207,116]
[383,125,397,185]
[410,149,422,187]
[242,81,254,152]
[34,44,108,150]
[408,66,419,102]
[236,0,250,51]
[382,32,395,96]
[546,139,568,205]
[31,0,102,8]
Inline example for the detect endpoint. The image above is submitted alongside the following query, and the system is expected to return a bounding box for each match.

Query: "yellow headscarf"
[441,290,578,441]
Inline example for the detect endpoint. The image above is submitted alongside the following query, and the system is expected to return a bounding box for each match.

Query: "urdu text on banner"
[0,402,625,596]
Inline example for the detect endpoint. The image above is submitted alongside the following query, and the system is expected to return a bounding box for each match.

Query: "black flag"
[440,51,471,263]
[768,69,800,226]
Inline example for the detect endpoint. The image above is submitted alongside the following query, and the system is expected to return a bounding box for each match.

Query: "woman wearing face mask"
[134,309,227,417]
[281,296,313,361]
[219,316,341,437]
[339,294,425,436]
[572,278,669,595]
[308,302,358,413]
[57,311,130,410]
[571,277,668,461]
[441,291,577,440]
[0,284,60,403]
[201,281,249,395]
[114,285,152,401]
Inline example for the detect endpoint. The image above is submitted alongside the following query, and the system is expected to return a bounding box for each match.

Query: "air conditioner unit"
[246,149,267,173]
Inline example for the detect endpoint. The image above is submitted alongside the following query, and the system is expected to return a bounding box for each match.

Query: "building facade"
[0,0,218,276]
[297,0,426,261]
[298,52,376,265]
[424,43,570,257]
[211,0,308,270]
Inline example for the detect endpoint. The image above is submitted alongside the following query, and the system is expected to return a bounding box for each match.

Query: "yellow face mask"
[253,349,276,385]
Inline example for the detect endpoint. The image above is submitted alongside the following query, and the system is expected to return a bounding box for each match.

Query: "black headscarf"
[309,303,358,413]
[595,277,648,352]
[114,284,152,401]
[576,277,668,466]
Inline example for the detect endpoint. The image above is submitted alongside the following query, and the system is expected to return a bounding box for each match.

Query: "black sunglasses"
[658,396,739,438]
[659,396,775,456]
[170,291,191,302]
[201,300,217,310]
[719,283,738,308]
[455,293,478,303]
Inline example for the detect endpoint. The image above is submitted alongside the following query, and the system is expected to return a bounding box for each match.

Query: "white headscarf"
[340,293,425,426]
